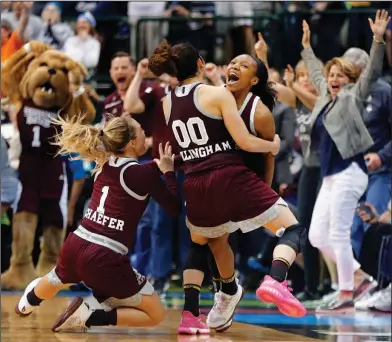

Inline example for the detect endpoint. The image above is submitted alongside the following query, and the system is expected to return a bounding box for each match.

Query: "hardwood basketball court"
[2,294,320,342]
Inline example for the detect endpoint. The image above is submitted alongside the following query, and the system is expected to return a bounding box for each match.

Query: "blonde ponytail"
[53,115,136,174]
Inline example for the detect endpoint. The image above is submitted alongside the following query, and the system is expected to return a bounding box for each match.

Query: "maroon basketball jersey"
[167,82,243,174]
[239,93,265,178]
[80,157,180,249]
[103,83,153,137]
[17,100,62,157]
[140,83,178,159]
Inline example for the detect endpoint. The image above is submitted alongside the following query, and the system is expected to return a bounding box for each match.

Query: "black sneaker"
[316,297,354,314]
[353,276,378,302]
[153,278,170,299]
[296,290,321,301]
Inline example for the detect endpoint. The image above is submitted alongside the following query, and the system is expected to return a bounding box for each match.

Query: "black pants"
[297,165,322,292]
[359,223,392,283]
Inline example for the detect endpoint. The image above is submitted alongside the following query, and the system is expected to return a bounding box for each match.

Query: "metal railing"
[83,8,382,85]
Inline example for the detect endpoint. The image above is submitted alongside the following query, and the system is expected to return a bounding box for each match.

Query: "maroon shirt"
[239,93,266,178]
[103,84,153,137]
[167,82,243,174]
[139,83,178,159]
[17,100,62,158]
[81,157,181,249]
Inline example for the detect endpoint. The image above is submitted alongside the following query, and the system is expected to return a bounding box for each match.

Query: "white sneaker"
[321,290,339,303]
[355,291,382,311]
[52,297,94,333]
[206,284,243,330]
[16,277,42,317]
[372,284,392,313]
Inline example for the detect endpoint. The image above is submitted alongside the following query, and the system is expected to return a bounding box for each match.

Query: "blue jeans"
[351,171,392,258]
[133,198,157,275]
[150,170,190,279]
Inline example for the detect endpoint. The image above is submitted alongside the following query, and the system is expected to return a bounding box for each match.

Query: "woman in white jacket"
[63,11,101,75]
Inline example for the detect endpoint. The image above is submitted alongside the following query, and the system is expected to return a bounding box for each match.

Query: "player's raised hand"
[154,142,175,174]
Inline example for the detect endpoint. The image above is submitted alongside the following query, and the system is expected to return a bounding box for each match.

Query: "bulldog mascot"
[1,41,95,290]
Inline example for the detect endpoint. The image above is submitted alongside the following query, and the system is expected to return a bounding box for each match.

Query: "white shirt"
[63,35,101,70]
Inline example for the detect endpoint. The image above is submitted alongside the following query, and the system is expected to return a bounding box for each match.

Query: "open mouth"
[40,82,55,94]
[330,83,340,91]
[117,77,127,84]
[227,73,240,85]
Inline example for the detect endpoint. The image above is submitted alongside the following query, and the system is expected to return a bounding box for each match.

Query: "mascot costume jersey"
[1,41,95,290]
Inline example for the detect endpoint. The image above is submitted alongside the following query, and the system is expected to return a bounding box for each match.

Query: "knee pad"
[277,224,307,255]
[184,242,209,273]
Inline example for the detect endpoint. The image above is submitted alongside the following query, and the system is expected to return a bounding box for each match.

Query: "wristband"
[373,35,386,44]
[73,86,86,98]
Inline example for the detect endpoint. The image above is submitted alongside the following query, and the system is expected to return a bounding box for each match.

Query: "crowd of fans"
[1,1,391,313]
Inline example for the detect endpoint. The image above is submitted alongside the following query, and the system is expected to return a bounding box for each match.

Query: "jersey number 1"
[172,117,209,148]
[32,126,41,147]
[97,186,109,214]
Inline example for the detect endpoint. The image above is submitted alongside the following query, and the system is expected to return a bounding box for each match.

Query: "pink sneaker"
[256,276,306,317]
[178,311,210,335]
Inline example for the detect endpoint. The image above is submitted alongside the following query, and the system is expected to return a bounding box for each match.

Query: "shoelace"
[214,293,232,313]
[281,281,293,293]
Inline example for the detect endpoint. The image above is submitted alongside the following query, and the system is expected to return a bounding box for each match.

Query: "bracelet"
[73,86,85,98]
[24,43,31,54]
[373,35,386,44]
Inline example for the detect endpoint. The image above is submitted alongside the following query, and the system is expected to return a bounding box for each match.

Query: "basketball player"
[148,40,283,333]
[171,54,308,334]
[16,115,181,333]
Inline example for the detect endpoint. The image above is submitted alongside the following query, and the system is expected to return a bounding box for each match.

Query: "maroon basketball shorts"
[14,154,67,228]
[53,226,154,310]
[183,165,286,238]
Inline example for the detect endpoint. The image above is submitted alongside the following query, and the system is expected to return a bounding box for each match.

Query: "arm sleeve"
[300,47,329,96]
[352,41,386,100]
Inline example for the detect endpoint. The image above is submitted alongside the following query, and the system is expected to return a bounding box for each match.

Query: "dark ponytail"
[250,57,277,112]
[149,40,201,82]
[148,40,178,77]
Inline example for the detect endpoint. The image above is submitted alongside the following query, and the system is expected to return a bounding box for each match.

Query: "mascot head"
[2,42,88,109]
[21,50,87,109]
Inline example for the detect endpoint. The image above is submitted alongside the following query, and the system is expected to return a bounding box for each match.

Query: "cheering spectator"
[1,3,30,63]
[255,32,327,300]
[343,47,392,259]
[41,2,73,50]
[63,12,101,73]
[1,2,44,42]
[302,10,390,312]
